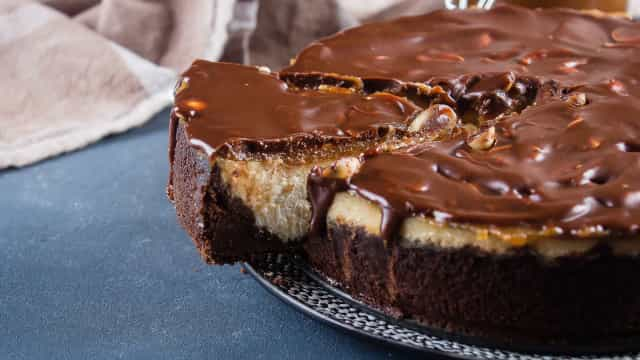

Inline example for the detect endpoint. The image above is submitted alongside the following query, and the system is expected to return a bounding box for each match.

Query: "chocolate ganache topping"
[295,6,640,237]
[172,5,640,239]
[171,61,422,159]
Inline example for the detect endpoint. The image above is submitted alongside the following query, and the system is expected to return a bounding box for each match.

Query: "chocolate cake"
[168,5,640,346]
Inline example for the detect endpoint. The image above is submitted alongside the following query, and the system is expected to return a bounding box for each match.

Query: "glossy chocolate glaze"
[298,6,640,238]
[172,6,640,240]
[171,61,420,159]
[284,6,638,87]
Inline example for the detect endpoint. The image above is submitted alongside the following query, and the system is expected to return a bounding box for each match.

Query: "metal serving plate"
[245,253,640,360]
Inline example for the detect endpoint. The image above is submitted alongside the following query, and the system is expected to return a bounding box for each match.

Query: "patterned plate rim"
[243,260,475,360]
[300,265,640,357]
[245,253,640,360]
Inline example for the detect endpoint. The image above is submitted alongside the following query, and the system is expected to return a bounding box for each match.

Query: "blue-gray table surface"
[1,109,432,360]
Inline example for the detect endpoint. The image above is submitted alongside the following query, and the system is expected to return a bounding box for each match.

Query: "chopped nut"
[567,92,587,106]
[467,126,496,151]
[322,157,361,179]
[173,77,189,96]
[408,104,458,134]
[256,66,271,74]
[334,157,361,178]
[410,82,433,96]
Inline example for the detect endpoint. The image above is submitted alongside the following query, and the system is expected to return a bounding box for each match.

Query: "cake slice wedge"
[168,60,458,263]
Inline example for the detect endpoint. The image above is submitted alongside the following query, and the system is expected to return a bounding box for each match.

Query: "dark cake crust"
[304,223,640,348]
[170,120,287,263]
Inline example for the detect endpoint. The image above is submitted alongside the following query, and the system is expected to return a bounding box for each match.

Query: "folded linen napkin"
[0,0,233,169]
[0,0,441,169]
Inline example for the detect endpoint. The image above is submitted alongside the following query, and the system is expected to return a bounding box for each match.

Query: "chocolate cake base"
[170,121,288,263]
[304,224,640,347]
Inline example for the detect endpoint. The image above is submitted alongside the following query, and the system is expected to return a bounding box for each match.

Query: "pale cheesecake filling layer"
[217,157,331,242]
[329,192,640,258]
[217,158,640,258]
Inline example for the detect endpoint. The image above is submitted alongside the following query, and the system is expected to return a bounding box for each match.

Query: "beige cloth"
[0,0,233,169]
[0,0,442,169]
